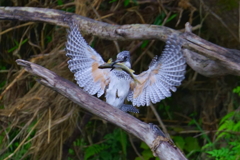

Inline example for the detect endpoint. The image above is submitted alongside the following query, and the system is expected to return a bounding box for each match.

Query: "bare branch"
[1,7,240,77]
[16,59,187,160]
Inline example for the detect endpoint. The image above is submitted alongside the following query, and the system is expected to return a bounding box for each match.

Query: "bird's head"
[114,51,131,68]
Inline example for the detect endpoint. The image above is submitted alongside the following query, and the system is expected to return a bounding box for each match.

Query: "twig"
[200,0,239,42]
[129,135,144,160]
[4,112,43,160]
[0,69,25,100]
[149,103,168,136]
[132,40,155,67]
[0,22,34,35]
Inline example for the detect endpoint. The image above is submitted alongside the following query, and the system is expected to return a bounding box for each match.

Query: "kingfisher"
[65,24,186,113]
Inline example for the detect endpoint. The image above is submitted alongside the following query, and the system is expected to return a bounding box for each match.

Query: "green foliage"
[203,111,240,160]
[172,136,200,156]
[74,138,85,147]
[135,142,159,160]
[57,0,75,12]
[0,128,32,159]
[79,128,128,160]
[124,0,138,7]
[206,144,240,160]
[218,0,238,11]
[217,112,240,139]
[124,0,130,6]
[0,79,7,89]
[7,38,28,53]
[46,35,53,43]
[233,86,240,96]
[84,144,110,160]
[157,104,172,119]
[109,0,117,3]
[190,118,211,143]
[57,0,63,5]
[109,0,137,6]
[172,136,185,149]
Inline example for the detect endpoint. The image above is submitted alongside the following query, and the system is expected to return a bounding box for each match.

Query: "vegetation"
[0,0,240,160]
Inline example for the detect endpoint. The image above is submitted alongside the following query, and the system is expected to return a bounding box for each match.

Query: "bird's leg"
[120,104,139,113]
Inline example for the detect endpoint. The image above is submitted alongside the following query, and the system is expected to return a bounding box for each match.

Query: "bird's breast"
[105,73,131,108]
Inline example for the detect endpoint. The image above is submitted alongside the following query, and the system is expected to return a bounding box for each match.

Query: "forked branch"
[1,7,240,77]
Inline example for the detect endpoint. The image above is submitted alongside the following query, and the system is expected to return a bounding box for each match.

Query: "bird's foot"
[120,104,139,113]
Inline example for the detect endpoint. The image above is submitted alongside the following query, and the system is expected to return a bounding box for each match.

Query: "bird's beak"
[98,61,118,70]
[111,59,123,67]
[98,60,126,71]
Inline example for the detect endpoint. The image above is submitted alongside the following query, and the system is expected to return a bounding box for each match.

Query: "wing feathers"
[128,35,186,106]
[66,24,110,97]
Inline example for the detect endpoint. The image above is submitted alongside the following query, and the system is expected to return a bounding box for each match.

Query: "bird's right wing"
[66,24,110,97]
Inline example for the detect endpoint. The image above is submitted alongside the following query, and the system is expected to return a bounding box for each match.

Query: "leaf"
[220,112,235,124]
[7,38,28,53]
[166,14,177,23]
[153,13,165,25]
[140,142,149,149]
[141,149,154,160]
[207,150,219,157]
[57,0,63,5]
[124,0,130,6]
[99,150,112,160]
[233,86,240,96]
[217,120,234,139]
[172,136,185,149]
[68,148,74,155]
[141,40,149,48]
[119,129,128,156]
[109,0,117,3]
[233,121,240,132]
[202,142,214,150]
[184,137,200,153]
[84,144,110,160]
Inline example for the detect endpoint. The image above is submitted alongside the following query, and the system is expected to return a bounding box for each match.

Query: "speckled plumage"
[65,24,186,113]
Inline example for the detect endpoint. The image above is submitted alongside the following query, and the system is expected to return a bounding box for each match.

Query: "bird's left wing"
[127,35,186,106]
[66,24,110,97]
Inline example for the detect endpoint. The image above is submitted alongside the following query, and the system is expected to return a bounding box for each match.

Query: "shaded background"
[0,0,240,160]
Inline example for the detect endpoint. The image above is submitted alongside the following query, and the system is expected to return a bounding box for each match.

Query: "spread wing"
[66,24,110,97]
[127,35,186,106]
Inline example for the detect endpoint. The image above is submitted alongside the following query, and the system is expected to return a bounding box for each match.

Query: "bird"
[65,24,186,113]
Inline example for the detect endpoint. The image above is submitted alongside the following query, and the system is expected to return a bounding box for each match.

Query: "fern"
[83,128,128,160]
[203,110,240,159]
[84,143,110,160]
[217,111,240,140]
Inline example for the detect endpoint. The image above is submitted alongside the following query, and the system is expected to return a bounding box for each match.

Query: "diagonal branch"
[15,59,187,160]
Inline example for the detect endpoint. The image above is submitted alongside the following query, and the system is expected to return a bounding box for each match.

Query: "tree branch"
[15,59,187,160]
[1,7,240,77]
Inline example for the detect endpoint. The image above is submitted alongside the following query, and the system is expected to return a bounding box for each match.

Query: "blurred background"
[0,0,240,160]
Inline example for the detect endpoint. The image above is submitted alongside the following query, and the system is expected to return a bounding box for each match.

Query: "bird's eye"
[123,56,128,61]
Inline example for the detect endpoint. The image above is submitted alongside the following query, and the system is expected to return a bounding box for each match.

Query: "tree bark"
[1,7,240,77]
[16,59,188,160]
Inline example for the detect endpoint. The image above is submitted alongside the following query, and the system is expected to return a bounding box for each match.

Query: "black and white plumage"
[65,24,186,113]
